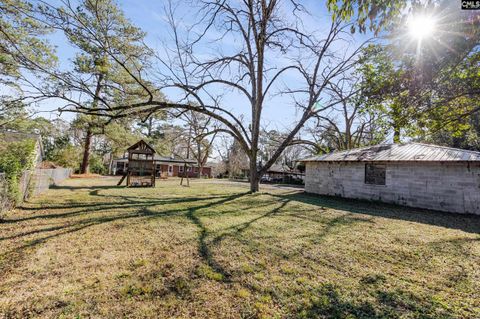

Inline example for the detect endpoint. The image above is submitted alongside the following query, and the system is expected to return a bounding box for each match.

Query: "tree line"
[1,0,479,191]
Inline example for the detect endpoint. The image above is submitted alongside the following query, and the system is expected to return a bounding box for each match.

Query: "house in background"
[261,164,305,184]
[112,141,212,179]
[301,142,480,214]
[232,164,305,184]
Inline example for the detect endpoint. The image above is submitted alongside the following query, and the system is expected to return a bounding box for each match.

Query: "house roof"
[300,142,480,162]
[154,155,197,164]
[114,155,198,164]
[266,164,304,174]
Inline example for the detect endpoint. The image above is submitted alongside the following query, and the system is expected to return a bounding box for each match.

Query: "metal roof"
[301,142,480,162]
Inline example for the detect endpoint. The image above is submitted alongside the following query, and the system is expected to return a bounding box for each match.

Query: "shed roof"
[301,142,480,162]
[127,140,156,153]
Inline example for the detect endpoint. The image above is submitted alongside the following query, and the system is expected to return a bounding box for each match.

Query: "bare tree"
[306,78,388,151]
[7,0,370,192]
[113,0,368,191]
[181,111,218,178]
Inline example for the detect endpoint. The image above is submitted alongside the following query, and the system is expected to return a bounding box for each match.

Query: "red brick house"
[113,155,212,178]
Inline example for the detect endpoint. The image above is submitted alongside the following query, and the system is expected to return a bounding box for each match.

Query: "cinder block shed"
[301,143,480,214]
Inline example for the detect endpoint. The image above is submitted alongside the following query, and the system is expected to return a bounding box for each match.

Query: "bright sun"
[408,15,436,40]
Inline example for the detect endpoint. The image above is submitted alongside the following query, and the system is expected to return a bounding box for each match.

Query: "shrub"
[88,154,107,175]
[0,139,36,204]
[50,145,81,170]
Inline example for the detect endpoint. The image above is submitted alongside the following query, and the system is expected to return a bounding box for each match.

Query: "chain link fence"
[31,168,72,196]
[0,173,10,216]
[18,170,33,201]
[0,168,72,218]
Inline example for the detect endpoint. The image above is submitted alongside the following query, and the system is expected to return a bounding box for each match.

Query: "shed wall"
[305,162,480,214]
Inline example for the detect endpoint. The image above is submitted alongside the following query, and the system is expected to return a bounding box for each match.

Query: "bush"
[51,146,106,175]
[50,145,82,170]
[89,154,107,175]
[0,139,36,204]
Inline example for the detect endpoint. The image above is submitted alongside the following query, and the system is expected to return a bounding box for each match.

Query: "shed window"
[365,164,386,185]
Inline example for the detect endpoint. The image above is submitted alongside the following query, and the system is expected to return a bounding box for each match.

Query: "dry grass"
[0,177,479,319]
[69,174,103,179]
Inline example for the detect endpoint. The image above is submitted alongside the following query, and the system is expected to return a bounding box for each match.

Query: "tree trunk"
[393,126,401,143]
[80,73,104,174]
[80,126,92,174]
[249,159,259,192]
[197,142,202,178]
[108,152,114,175]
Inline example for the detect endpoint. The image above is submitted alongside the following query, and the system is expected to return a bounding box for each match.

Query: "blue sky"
[37,0,372,130]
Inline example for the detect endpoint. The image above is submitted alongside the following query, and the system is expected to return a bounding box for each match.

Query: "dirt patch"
[70,173,104,178]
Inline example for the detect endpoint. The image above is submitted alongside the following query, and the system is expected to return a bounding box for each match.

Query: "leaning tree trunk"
[80,126,93,174]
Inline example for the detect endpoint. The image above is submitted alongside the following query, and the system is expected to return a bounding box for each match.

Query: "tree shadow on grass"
[7,194,238,223]
[270,192,480,234]
[185,192,249,281]
[297,283,456,319]
[0,190,250,283]
[209,198,291,249]
[50,184,122,191]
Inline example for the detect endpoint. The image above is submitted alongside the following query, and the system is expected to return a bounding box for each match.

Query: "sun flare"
[408,15,436,40]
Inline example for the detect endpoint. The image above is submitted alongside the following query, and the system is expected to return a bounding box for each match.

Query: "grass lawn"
[0,177,479,318]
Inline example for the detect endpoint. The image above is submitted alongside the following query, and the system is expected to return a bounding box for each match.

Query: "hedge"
[0,139,37,204]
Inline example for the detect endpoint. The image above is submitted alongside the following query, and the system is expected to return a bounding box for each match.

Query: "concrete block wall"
[305,162,480,214]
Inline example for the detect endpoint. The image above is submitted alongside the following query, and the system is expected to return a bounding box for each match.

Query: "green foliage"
[47,140,106,174]
[50,145,82,170]
[0,0,56,83]
[356,2,480,146]
[102,121,141,157]
[0,138,36,203]
[41,0,163,174]
[44,134,71,161]
[88,154,107,175]
[326,0,407,34]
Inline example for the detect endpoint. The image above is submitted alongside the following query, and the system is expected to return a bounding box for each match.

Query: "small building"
[301,143,480,214]
[113,151,212,178]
